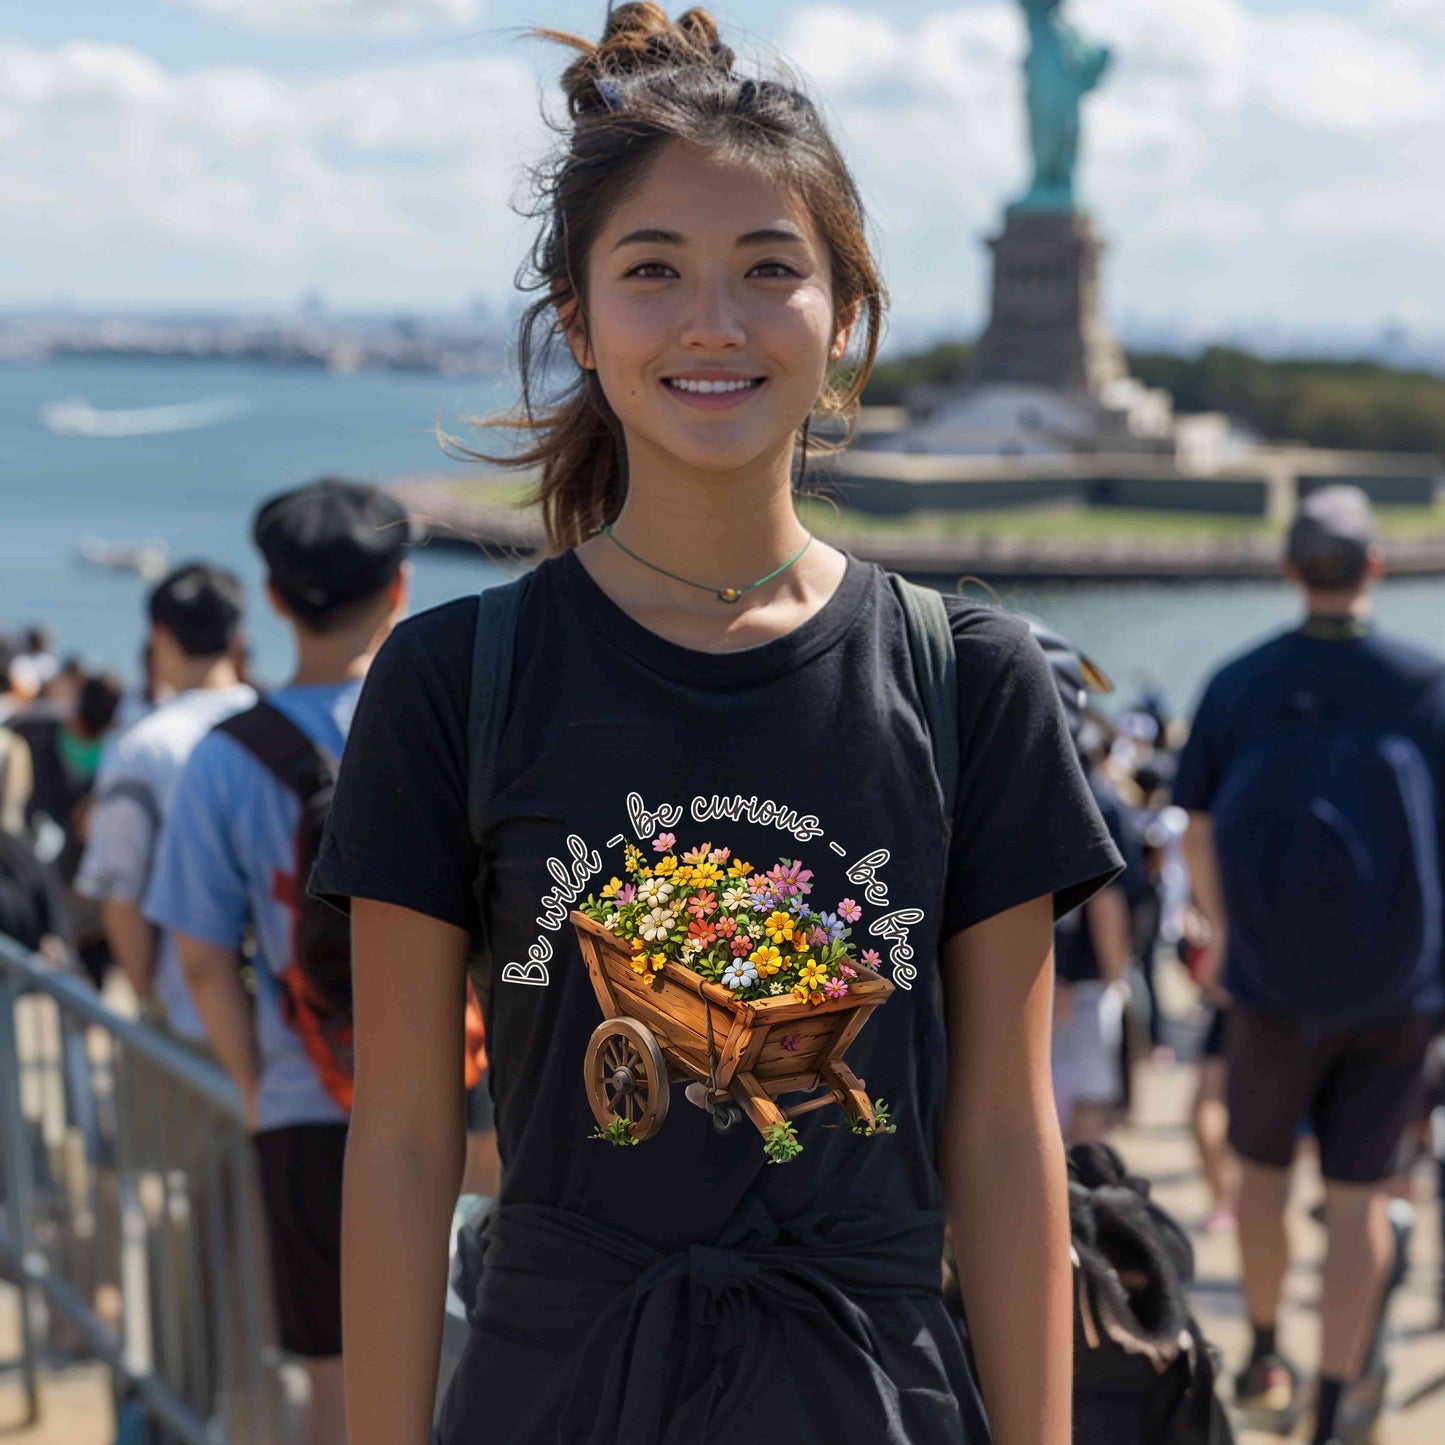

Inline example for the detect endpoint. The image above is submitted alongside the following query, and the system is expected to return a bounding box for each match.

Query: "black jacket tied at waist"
[451,1198,987,1445]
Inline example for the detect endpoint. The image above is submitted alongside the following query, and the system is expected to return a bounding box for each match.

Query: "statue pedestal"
[972,209,1125,398]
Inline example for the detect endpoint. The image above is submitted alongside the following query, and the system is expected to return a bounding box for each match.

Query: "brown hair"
[469,2,887,553]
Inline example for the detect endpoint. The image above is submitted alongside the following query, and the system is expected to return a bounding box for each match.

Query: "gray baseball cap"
[1285,485,1378,590]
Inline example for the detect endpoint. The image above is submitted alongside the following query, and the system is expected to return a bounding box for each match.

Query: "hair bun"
[543,4,736,120]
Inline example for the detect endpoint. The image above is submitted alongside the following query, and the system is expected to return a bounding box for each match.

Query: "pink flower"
[682,843,712,864]
[688,918,716,945]
[780,1033,801,1052]
[839,963,858,979]
[838,898,862,923]
[860,949,881,969]
[652,833,675,853]
[731,936,753,956]
[715,917,737,939]
[766,859,814,898]
[809,926,828,950]
[616,884,637,905]
[687,891,716,920]
[823,977,849,1000]
[709,847,731,864]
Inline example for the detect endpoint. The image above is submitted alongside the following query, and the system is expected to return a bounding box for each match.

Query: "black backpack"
[217,701,355,1110]
[1212,685,1442,1025]
[1069,1143,1234,1445]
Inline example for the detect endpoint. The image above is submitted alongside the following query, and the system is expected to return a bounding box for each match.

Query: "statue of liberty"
[1016,0,1111,213]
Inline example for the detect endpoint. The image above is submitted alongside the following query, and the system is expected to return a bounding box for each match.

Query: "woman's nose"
[678,278,746,351]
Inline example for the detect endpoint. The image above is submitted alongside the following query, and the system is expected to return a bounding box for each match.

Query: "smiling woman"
[321,6,1116,1445]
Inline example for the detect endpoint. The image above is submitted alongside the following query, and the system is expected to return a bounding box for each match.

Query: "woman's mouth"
[662,375,767,410]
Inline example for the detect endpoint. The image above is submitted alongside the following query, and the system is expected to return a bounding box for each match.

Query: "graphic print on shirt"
[502,789,928,994]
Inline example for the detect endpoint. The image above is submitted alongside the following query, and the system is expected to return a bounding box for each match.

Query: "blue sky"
[4,1,1445,344]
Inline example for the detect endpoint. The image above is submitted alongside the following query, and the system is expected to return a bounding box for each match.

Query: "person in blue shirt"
[147,478,411,1445]
[1176,486,1445,1445]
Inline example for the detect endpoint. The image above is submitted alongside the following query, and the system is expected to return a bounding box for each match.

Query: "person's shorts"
[1053,980,1125,1113]
[1226,1006,1435,1185]
[253,1122,348,1358]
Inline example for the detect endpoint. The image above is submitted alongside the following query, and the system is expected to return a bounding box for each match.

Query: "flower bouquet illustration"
[573,838,894,1162]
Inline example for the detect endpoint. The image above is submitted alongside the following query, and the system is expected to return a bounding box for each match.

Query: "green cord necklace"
[594,524,814,605]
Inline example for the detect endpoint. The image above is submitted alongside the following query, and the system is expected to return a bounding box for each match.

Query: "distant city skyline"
[3,0,1445,341]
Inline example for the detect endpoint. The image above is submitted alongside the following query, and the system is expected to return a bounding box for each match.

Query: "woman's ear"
[556,291,594,371]
[830,297,863,363]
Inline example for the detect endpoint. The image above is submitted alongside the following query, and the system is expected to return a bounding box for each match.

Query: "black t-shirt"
[315,550,1119,1242]
[1054,771,1144,985]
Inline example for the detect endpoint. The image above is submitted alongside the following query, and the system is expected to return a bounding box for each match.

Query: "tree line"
[861,342,1445,454]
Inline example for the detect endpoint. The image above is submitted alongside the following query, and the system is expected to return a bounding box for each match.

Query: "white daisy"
[639,907,676,942]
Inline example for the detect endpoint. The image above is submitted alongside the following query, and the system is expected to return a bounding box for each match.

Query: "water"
[5,357,1445,710]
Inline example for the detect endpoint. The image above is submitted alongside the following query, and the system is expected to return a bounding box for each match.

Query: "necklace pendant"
[718,587,742,604]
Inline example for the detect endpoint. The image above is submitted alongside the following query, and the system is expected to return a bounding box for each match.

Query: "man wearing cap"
[146,478,410,1445]
[1176,486,1445,1445]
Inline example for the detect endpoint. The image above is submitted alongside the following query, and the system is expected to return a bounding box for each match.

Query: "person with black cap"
[145,477,411,1445]
[1174,485,1445,1445]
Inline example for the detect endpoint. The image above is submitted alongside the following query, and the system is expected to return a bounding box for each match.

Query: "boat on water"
[40,396,246,438]
[77,537,170,582]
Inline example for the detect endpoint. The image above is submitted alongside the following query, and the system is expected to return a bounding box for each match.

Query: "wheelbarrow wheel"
[711,1100,745,1136]
[585,1018,670,1141]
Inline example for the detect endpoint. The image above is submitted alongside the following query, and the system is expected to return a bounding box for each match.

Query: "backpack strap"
[466,577,530,846]
[216,701,334,805]
[889,576,959,835]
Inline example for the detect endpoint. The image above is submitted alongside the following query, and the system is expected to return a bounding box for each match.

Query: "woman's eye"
[625,262,677,280]
[749,262,799,279]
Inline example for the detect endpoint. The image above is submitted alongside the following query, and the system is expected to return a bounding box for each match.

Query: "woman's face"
[575,141,852,481]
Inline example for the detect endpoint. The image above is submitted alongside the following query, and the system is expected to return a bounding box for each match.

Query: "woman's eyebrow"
[611,225,809,251]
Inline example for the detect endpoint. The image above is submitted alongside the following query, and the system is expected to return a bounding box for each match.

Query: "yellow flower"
[689,861,721,887]
[630,938,647,954]
[728,860,753,879]
[624,844,644,871]
[655,855,678,877]
[791,929,811,952]
[600,877,623,900]
[764,911,795,944]
[807,989,825,1007]
[796,960,828,992]
[638,866,653,878]
[672,864,695,887]
[749,945,784,976]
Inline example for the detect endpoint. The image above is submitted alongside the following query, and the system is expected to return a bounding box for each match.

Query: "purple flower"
[786,895,809,916]
[860,949,881,969]
[817,911,845,942]
[780,1032,801,1053]
[767,860,814,898]
[837,898,862,924]
[809,926,828,949]
[652,832,675,853]
[616,884,637,905]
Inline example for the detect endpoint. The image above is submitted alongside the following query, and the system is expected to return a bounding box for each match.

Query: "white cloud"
[171,0,483,37]
[1383,0,1445,36]
[0,37,543,298]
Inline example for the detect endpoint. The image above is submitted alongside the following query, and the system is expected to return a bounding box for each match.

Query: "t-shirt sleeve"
[76,790,156,905]
[143,737,251,950]
[941,622,1124,940]
[1172,675,1231,813]
[310,600,479,932]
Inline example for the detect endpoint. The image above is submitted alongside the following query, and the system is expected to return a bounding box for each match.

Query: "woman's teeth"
[666,378,760,394]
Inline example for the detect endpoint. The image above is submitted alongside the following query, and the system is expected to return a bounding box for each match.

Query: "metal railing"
[0,932,286,1444]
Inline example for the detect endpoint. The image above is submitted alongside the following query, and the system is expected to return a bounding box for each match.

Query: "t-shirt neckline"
[560,546,873,687]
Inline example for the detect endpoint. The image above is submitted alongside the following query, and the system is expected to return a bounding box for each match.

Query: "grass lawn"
[424,472,1445,544]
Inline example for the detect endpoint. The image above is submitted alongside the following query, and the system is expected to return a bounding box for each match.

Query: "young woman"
[313,7,1121,1443]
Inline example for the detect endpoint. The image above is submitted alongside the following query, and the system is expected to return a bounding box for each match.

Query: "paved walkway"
[2,1057,1442,1443]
